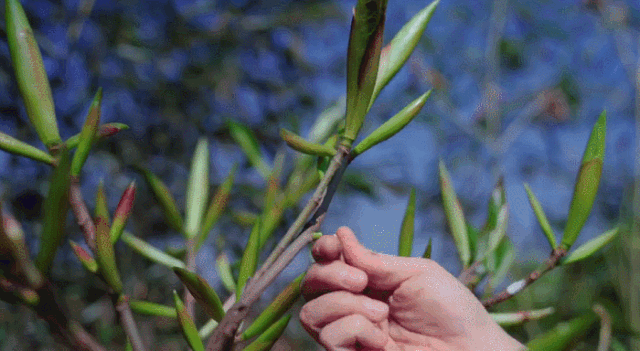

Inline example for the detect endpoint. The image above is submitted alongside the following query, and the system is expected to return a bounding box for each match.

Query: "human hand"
[300,227,525,351]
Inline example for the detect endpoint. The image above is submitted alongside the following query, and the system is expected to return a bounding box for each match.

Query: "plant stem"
[482,247,566,308]
[184,240,197,317]
[204,143,351,351]
[115,295,147,351]
[69,178,97,251]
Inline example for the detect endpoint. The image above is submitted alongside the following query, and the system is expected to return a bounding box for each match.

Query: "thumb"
[336,227,436,291]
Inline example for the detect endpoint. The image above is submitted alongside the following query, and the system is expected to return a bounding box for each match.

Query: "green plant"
[0,0,620,350]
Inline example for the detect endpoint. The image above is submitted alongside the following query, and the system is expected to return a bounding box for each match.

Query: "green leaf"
[353,90,431,158]
[527,312,597,350]
[69,241,98,273]
[195,164,237,251]
[121,232,186,269]
[241,273,304,341]
[466,223,479,263]
[129,299,177,318]
[524,183,556,249]
[438,160,470,267]
[228,121,271,179]
[280,129,337,157]
[259,202,284,248]
[344,0,388,142]
[237,217,261,300]
[242,315,292,351]
[561,110,606,249]
[70,88,102,177]
[369,0,440,109]
[398,188,416,257]
[486,237,515,293]
[94,218,122,293]
[136,167,183,232]
[173,268,225,322]
[0,204,43,287]
[482,177,506,234]
[487,204,508,254]
[563,227,619,265]
[491,307,554,327]
[0,132,55,165]
[110,182,136,244]
[216,253,236,293]
[173,290,204,351]
[422,238,432,259]
[35,147,71,274]
[185,138,209,239]
[94,181,110,225]
[66,123,130,149]
[5,0,61,148]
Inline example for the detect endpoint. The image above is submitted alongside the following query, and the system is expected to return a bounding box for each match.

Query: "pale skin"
[300,227,526,351]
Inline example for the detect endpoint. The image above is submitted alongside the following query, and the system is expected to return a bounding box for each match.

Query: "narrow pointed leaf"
[422,238,432,259]
[241,273,304,341]
[344,0,388,142]
[491,307,554,327]
[280,129,336,157]
[129,299,177,318]
[524,183,556,249]
[487,204,508,254]
[35,147,71,274]
[369,0,439,109]
[136,167,182,232]
[398,188,416,257]
[0,132,55,165]
[353,90,431,157]
[216,253,236,293]
[110,181,136,243]
[94,218,122,293]
[1,204,43,287]
[242,315,292,351]
[198,319,218,339]
[195,165,237,251]
[466,223,479,263]
[185,138,209,239]
[70,241,98,273]
[486,237,515,293]
[439,160,470,267]
[95,181,110,225]
[527,312,598,350]
[563,227,619,265]
[483,177,506,234]
[173,290,204,351]
[237,217,261,300]
[561,110,606,249]
[259,201,284,249]
[6,0,61,148]
[71,88,102,177]
[121,232,185,269]
[66,123,130,149]
[173,268,225,322]
[228,121,271,179]
[264,152,284,213]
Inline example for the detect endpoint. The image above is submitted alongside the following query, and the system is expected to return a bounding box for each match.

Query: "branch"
[482,247,566,308]
[114,295,147,351]
[184,241,197,317]
[204,143,351,351]
[69,179,96,251]
[458,260,484,287]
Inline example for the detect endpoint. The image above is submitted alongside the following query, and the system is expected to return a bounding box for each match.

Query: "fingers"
[299,290,389,338]
[319,314,388,351]
[336,226,440,291]
[312,234,342,262]
[302,260,368,301]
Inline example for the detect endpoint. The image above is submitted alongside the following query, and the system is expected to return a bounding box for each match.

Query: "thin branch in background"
[184,241,197,318]
[69,179,96,251]
[115,295,147,351]
[593,304,612,351]
[482,247,566,308]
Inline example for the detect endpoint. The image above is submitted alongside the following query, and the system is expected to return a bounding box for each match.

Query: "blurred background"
[0,0,638,349]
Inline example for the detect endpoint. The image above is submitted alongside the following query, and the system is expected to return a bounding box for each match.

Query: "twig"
[458,260,484,287]
[593,304,612,351]
[69,178,96,251]
[204,143,351,351]
[184,240,197,317]
[115,295,147,351]
[482,247,566,308]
